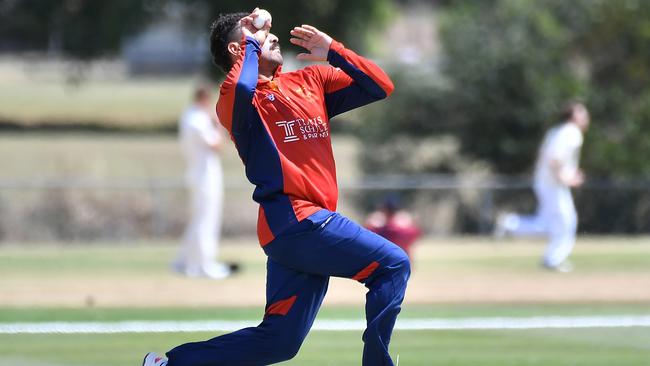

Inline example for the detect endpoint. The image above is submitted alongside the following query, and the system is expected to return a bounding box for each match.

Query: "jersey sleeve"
[216,36,261,137]
[319,40,394,118]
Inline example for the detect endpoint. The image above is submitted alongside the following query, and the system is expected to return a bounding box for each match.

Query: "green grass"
[437,247,650,273]
[1,327,650,366]
[415,237,650,274]
[0,64,195,127]
[0,241,267,278]
[0,134,211,181]
[2,238,650,307]
[3,303,650,323]
[2,301,650,366]
[2,302,650,365]
[2,238,649,277]
[2,240,650,365]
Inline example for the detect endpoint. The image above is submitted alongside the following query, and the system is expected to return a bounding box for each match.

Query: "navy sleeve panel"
[324,40,394,118]
[232,37,262,146]
[324,84,380,118]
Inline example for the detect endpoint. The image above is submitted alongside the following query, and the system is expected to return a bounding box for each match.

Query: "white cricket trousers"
[506,184,577,267]
[176,180,223,276]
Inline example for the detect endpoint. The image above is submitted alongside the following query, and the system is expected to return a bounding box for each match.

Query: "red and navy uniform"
[216,36,394,245]
[167,36,410,366]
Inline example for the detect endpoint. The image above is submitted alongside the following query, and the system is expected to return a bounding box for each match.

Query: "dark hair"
[559,101,585,122]
[194,86,211,102]
[381,194,402,214]
[210,12,248,72]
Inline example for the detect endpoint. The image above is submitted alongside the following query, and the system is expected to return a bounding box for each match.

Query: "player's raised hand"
[240,8,270,45]
[290,25,333,62]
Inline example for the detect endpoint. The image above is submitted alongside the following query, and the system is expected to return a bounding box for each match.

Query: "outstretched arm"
[290,25,394,118]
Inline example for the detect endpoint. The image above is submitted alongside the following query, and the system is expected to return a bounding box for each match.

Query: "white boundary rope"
[1,315,650,334]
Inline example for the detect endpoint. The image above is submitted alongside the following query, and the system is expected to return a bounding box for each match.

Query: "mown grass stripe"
[1,315,650,334]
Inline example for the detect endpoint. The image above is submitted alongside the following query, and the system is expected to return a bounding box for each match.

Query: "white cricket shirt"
[179,105,223,187]
[533,122,583,188]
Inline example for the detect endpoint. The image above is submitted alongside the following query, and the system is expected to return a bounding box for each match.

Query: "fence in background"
[1,176,649,242]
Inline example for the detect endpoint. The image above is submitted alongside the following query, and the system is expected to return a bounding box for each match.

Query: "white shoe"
[543,260,574,273]
[172,262,237,280]
[201,262,233,279]
[555,260,574,273]
[142,352,168,366]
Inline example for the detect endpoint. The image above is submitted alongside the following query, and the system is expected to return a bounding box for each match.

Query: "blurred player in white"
[497,102,590,272]
[173,86,233,279]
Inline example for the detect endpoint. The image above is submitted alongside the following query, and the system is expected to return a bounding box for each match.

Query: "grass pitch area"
[2,303,650,366]
[0,58,195,128]
[1,238,650,365]
[2,326,650,366]
[2,238,649,306]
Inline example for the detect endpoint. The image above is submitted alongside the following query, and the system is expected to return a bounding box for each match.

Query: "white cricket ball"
[253,9,272,29]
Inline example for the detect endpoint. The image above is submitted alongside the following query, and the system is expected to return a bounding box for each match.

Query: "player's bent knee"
[265,336,302,363]
[371,249,410,293]
[391,248,411,279]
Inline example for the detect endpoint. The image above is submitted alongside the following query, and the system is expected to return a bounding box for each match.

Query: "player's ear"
[227,41,242,58]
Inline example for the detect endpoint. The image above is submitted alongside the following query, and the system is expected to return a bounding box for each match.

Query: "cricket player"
[496,102,590,272]
[143,8,408,366]
[365,197,422,260]
[173,87,233,279]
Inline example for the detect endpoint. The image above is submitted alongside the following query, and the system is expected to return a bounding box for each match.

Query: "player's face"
[259,32,283,68]
[197,94,212,109]
[573,106,590,131]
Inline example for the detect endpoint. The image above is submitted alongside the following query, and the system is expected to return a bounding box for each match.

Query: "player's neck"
[258,65,279,81]
[258,72,274,82]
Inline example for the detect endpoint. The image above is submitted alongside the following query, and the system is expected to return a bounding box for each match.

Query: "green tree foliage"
[198,0,392,51]
[359,0,650,179]
[572,0,650,178]
[0,0,391,61]
[0,0,151,59]
[353,69,455,175]
[195,0,392,78]
[439,0,584,174]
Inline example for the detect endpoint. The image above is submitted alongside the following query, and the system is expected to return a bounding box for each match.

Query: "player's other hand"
[240,8,271,45]
[290,25,333,62]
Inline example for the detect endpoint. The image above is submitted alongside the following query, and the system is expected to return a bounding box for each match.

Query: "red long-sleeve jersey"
[217,36,394,245]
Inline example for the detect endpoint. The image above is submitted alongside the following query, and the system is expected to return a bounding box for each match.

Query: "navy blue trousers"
[166,210,411,366]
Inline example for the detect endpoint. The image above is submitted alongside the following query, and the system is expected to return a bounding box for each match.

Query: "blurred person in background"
[173,86,237,279]
[144,7,408,366]
[495,102,590,272]
[365,196,422,261]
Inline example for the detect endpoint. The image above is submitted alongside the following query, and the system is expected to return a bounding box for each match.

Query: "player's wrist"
[326,40,344,63]
[243,36,262,54]
[328,39,343,52]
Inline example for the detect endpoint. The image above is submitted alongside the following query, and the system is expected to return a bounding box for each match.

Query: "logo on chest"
[275,120,300,142]
[275,116,328,143]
